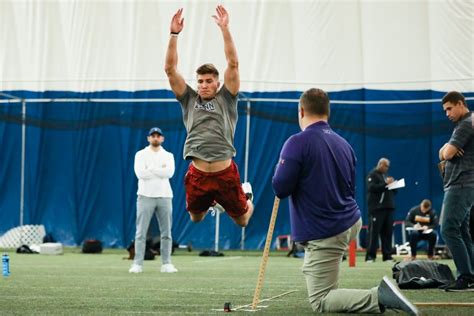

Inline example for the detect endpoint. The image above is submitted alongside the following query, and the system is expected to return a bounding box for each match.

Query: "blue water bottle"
[2,253,9,277]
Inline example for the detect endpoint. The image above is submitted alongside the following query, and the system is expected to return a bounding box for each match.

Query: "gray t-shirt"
[177,84,238,161]
[444,112,474,190]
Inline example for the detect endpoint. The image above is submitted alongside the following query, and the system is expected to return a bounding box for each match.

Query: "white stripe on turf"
[192,256,242,263]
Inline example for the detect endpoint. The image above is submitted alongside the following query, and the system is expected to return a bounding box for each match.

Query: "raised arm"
[212,5,239,95]
[164,8,187,98]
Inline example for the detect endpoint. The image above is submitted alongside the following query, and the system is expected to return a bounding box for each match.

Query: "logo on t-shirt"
[194,100,216,112]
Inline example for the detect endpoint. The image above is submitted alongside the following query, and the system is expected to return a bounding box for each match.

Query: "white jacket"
[134,146,174,198]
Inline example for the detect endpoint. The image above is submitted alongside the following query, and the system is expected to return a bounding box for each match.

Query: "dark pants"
[366,209,394,261]
[440,187,474,277]
[470,206,474,242]
[409,231,437,257]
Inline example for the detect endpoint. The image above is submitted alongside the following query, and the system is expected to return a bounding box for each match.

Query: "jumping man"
[164,6,254,227]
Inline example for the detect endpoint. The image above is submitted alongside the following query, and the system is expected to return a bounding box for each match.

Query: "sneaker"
[445,276,474,292]
[378,276,419,315]
[161,263,178,273]
[128,264,143,273]
[242,182,253,202]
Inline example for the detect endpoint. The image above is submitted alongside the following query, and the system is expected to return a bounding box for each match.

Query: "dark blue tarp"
[0,89,472,249]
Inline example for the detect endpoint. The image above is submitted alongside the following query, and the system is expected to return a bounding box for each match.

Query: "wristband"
[170,32,179,37]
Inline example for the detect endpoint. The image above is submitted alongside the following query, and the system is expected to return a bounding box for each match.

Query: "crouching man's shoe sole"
[378,276,419,315]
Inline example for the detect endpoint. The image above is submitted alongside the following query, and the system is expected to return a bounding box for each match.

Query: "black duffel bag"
[82,239,103,254]
[392,260,454,289]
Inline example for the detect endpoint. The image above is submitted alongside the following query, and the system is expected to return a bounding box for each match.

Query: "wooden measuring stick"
[251,197,280,310]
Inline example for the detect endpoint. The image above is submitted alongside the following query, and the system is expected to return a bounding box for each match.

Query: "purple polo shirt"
[272,121,361,242]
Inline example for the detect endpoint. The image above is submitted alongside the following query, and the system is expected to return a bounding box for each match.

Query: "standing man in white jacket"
[129,127,178,274]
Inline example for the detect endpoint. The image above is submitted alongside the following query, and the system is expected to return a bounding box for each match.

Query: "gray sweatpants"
[302,219,382,313]
[133,195,173,266]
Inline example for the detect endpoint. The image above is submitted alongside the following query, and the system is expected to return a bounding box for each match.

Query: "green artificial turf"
[1,249,473,315]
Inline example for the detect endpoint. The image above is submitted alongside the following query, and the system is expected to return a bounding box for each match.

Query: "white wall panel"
[1,0,472,92]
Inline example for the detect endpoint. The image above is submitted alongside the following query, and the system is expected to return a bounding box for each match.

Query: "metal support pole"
[214,211,220,252]
[20,99,26,226]
[244,100,250,183]
[241,99,251,250]
[401,222,406,244]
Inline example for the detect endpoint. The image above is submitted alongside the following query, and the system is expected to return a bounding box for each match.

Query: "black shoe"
[445,276,474,292]
[365,256,375,263]
[378,276,419,315]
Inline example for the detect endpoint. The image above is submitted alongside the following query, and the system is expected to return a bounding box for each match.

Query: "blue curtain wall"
[1,89,472,249]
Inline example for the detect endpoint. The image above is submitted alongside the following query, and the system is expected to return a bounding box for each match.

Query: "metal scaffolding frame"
[1,92,26,228]
[0,93,260,250]
[1,93,472,250]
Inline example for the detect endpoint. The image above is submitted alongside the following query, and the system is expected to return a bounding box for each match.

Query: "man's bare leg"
[189,211,208,223]
[232,201,254,227]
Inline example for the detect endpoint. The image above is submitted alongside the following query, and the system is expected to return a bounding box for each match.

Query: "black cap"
[148,127,163,136]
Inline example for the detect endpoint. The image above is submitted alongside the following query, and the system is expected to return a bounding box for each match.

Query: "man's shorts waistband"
[189,160,236,177]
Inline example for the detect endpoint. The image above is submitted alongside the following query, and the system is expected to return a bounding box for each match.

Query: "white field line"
[4,286,248,297]
[119,312,217,315]
[192,256,242,263]
[210,290,298,312]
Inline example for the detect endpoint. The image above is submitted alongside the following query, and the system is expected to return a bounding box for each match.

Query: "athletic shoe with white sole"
[378,276,419,315]
[444,276,474,292]
[161,263,178,273]
[128,263,143,273]
[242,182,253,202]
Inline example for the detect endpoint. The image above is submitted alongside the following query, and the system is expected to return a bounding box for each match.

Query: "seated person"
[405,199,438,260]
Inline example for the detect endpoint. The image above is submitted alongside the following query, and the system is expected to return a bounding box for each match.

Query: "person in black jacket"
[405,199,438,260]
[365,158,396,262]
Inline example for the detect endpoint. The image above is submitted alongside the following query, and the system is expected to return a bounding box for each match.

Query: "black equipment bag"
[82,239,103,254]
[392,260,455,289]
[126,239,156,260]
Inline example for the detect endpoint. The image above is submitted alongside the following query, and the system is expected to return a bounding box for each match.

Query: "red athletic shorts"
[184,161,248,218]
